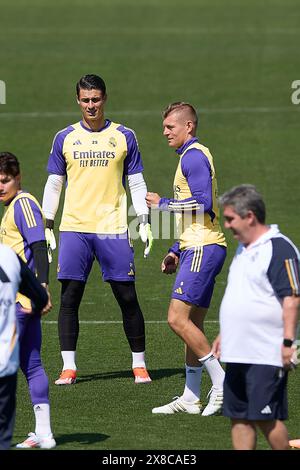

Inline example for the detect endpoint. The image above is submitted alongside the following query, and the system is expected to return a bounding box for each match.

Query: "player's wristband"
[138,214,149,224]
[46,219,54,230]
[283,338,294,347]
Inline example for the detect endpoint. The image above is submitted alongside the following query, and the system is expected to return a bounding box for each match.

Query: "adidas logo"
[73,140,82,145]
[174,287,183,294]
[261,405,272,414]
[127,268,135,276]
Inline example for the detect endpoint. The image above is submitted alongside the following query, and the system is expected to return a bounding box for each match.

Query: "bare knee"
[167,307,185,334]
[231,420,257,450]
[256,420,289,450]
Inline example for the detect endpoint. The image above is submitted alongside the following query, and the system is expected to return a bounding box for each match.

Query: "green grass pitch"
[0,0,300,451]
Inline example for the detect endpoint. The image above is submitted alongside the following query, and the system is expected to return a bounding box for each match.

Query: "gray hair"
[219,184,266,224]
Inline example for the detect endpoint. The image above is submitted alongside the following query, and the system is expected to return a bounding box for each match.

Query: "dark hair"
[76,74,106,97]
[162,102,198,128]
[0,152,20,177]
[219,184,266,224]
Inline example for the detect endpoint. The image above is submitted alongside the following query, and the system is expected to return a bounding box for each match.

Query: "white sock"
[61,351,77,370]
[199,352,225,389]
[132,351,146,368]
[182,364,203,402]
[34,404,52,437]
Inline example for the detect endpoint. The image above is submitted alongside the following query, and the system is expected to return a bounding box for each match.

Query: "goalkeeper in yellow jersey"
[42,74,153,385]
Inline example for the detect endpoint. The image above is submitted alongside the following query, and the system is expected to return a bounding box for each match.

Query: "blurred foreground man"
[213,184,300,450]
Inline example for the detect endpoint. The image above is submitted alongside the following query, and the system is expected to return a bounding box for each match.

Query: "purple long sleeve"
[159,147,212,213]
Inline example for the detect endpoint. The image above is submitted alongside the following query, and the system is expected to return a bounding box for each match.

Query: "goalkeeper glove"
[138,215,154,258]
[45,226,56,263]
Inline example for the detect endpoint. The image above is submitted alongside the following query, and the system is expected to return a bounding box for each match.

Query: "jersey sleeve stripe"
[19,199,31,227]
[20,198,36,228]
[19,198,37,228]
[284,259,300,295]
[24,198,37,228]
[169,200,200,212]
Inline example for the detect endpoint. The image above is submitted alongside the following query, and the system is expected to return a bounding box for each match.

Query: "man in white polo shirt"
[212,184,300,450]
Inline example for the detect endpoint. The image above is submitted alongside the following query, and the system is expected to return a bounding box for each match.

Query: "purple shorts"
[172,244,226,308]
[57,231,135,282]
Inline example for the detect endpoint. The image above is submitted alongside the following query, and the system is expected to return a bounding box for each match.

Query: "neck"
[5,189,22,206]
[82,116,106,132]
[184,134,195,144]
[245,224,269,248]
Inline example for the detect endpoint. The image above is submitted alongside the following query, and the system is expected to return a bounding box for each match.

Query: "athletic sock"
[61,351,77,371]
[34,403,52,437]
[199,352,225,389]
[182,364,203,402]
[132,351,146,368]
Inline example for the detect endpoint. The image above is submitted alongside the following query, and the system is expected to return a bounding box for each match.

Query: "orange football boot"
[133,367,152,384]
[55,369,77,385]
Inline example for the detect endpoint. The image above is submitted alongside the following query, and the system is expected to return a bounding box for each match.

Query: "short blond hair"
[162,102,198,128]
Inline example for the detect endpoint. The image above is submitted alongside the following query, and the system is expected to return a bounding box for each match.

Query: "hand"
[45,228,56,263]
[139,222,154,258]
[161,252,179,274]
[41,284,52,316]
[282,344,297,371]
[211,334,221,360]
[146,192,161,209]
[20,306,33,314]
[291,342,299,366]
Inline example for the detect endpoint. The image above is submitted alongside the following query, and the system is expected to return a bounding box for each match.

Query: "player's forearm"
[158,196,205,212]
[282,296,300,340]
[42,174,64,221]
[128,172,149,217]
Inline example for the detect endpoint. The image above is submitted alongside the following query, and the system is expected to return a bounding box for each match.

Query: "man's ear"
[16,173,21,188]
[186,119,194,133]
[247,210,256,225]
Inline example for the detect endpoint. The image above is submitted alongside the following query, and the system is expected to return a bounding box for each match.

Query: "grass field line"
[2,28,300,35]
[42,319,219,324]
[0,106,299,119]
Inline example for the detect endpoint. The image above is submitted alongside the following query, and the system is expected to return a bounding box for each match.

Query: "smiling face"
[222,205,255,245]
[77,88,107,129]
[0,173,21,204]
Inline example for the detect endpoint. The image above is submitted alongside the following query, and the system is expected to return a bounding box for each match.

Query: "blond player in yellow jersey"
[146,102,226,416]
[42,75,153,385]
